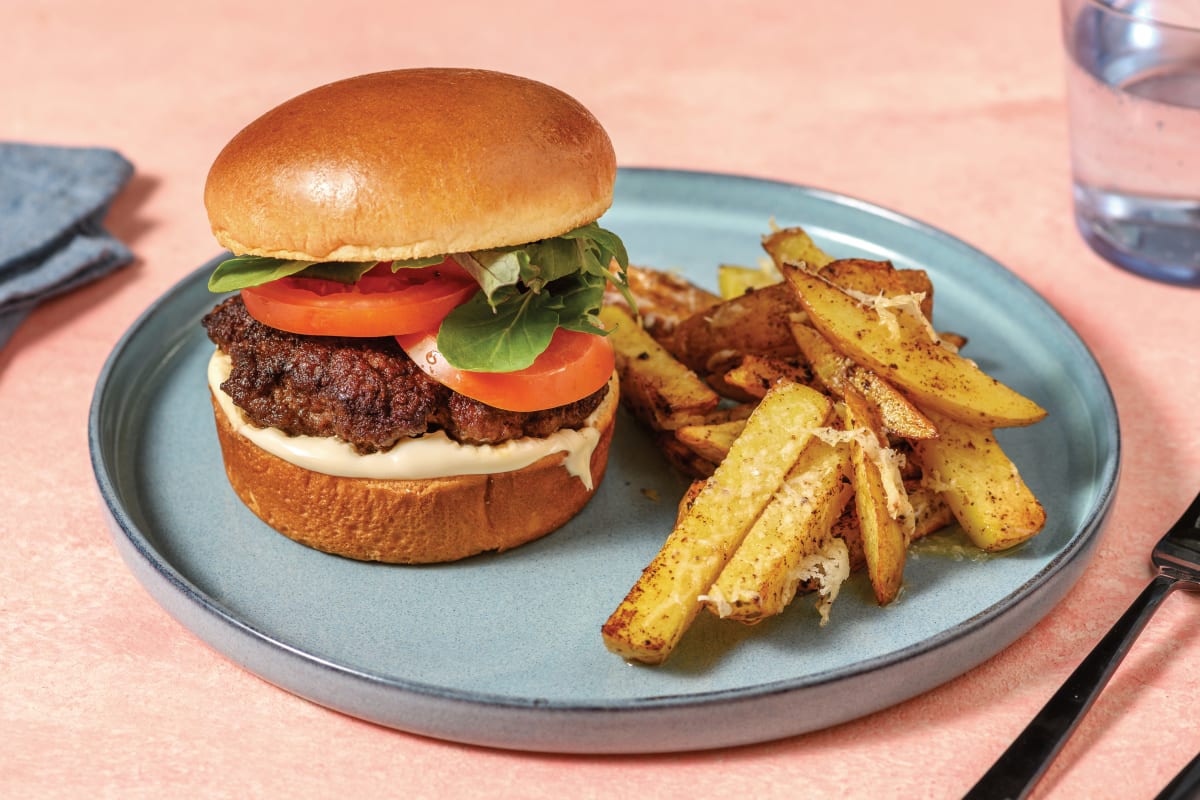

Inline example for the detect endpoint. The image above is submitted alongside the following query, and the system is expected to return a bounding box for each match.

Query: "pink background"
[4,1,1200,797]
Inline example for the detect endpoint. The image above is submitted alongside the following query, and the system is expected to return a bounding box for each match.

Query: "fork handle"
[964,573,1179,800]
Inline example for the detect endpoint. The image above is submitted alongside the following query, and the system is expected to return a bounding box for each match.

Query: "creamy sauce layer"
[208,350,610,488]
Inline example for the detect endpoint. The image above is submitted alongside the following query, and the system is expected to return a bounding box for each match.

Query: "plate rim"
[89,167,1121,749]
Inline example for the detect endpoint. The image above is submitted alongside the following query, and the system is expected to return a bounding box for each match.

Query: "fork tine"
[1154,748,1200,800]
[968,487,1200,799]
[1170,490,1200,535]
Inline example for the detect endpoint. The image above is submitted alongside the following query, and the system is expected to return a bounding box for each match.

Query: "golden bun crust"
[204,68,616,262]
[208,381,617,563]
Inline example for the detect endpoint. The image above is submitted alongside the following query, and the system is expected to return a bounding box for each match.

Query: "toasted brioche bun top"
[204,68,617,262]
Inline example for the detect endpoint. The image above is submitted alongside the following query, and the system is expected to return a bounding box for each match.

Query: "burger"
[200,68,631,564]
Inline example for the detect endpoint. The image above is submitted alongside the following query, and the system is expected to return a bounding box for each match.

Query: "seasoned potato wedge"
[599,305,720,431]
[601,382,833,664]
[834,484,955,572]
[696,403,757,424]
[782,263,1047,428]
[939,330,968,352]
[674,418,748,464]
[818,259,935,320]
[844,368,939,440]
[790,318,937,439]
[840,390,911,605]
[677,478,706,519]
[718,262,782,299]
[669,281,801,372]
[702,436,852,623]
[762,226,834,271]
[605,264,721,341]
[718,354,812,400]
[704,371,762,404]
[911,411,1046,551]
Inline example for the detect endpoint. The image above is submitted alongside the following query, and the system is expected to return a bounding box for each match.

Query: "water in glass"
[1064,0,1200,285]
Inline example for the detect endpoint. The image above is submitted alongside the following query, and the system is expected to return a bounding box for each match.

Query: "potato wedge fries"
[835,483,955,572]
[839,389,911,605]
[790,318,937,440]
[782,262,1047,428]
[817,258,935,320]
[702,436,852,623]
[718,262,781,299]
[602,224,1048,664]
[601,382,832,664]
[762,226,834,271]
[912,411,1046,551]
[674,418,747,464]
[717,354,811,400]
[599,304,720,430]
[605,264,721,340]
[668,281,800,372]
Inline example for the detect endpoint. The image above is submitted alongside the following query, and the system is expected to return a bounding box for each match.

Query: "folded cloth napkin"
[0,142,135,347]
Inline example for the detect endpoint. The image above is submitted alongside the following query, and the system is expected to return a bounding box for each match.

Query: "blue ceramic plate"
[89,168,1120,753]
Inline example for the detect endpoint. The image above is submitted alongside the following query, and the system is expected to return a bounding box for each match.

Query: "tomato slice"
[241,259,478,337]
[396,326,615,412]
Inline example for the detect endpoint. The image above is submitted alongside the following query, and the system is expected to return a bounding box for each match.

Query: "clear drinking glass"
[1062,0,1200,286]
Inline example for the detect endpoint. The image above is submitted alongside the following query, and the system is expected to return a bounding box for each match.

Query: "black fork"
[965,490,1200,800]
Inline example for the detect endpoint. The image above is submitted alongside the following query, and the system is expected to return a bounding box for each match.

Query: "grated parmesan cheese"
[785,538,851,625]
[802,425,914,524]
[842,288,945,347]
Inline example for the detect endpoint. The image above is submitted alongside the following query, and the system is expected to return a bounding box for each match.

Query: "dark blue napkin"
[0,143,135,346]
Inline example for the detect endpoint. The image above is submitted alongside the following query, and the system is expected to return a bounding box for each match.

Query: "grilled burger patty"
[202,296,607,454]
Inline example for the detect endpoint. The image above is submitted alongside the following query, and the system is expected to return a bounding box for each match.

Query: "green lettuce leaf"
[433,223,628,371]
[207,254,446,292]
[436,270,611,372]
[453,250,526,302]
[206,223,634,373]
[208,256,317,292]
[436,289,560,372]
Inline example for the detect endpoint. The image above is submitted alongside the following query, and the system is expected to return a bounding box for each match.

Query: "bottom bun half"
[209,381,617,564]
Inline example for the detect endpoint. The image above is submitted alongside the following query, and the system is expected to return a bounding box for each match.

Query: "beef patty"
[202,295,607,454]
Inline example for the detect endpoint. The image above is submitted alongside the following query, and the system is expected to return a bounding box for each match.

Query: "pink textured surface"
[3,1,1199,798]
